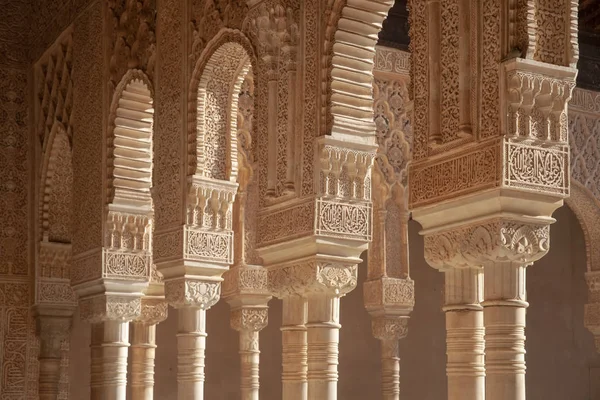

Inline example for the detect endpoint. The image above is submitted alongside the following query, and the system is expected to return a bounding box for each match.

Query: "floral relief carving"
[40,128,73,244]
[190,0,248,63]
[135,297,168,325]
[569,88,600,200]
[108,0,157,90]
[230,308,268,332]
[409,141,501,209]
[371,317,409,341]
[72,3,104,255]
[153,0,183,231]
[165,279,222,309]
[423,220,550,270]
[268,260,357,298]
[256,200,314,247]
[0,68,29,275]
[78,295,141,323]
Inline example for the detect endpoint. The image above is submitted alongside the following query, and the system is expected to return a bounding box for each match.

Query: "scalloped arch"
[323,0,394,140]
[107,69,154,209]
[39,121,73,242]
[188,28,258,183]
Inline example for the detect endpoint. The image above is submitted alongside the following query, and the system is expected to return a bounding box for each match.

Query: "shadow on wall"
[70,206,599,399]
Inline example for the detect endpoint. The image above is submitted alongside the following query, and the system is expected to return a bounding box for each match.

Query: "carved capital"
[424,219,550,269]
[165,278,221,310]
[363,278,415,314]
[222,265,268,298]
[268,259,358,298]
[134,297,168,325]
[372,317,409,341]
[230,307,268,332]
[79,295,141,323]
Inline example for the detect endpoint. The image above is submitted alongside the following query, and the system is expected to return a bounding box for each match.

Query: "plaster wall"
[69,205,599,399]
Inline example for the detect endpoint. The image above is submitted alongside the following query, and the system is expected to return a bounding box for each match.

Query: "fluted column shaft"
[306,294,340,400]
[281,295,308,400]
[91,320,129,400]
[444,268,485,400]
[483,261,528,400]
[129,322,157,400]
[177,308,207,400]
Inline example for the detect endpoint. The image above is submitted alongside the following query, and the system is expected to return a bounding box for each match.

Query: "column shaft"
[380,339,400,400]
[39,357,61,400]
[90,320,129,400]
[446,310,485,400]
[306,294,340,400]
[281,295,308,400]
[129,322,157,400]
[177,307,207,400]
[483,261,528,400]
[444,267,485,400]
[239,330,260,400]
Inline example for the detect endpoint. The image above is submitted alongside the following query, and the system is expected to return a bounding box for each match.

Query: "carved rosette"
[79,295,142,324]
[165,278,222,310]
[268,259,358,299]
[423,220,550,269]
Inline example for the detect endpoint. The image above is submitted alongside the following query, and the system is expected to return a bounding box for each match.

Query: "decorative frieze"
[410,140,502,208]
[503,139,569,195]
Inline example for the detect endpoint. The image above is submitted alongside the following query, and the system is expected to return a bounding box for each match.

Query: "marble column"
[443,268,485,400]
[90,320,130,400]
[482,261,529,400]
[281,295,308,400]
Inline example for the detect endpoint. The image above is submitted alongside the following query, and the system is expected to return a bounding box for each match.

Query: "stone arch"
[565,181,600,273]
[188,28,257,183]
[107,69,154,210]
[323,0,395,139]
[39,121,73,243]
